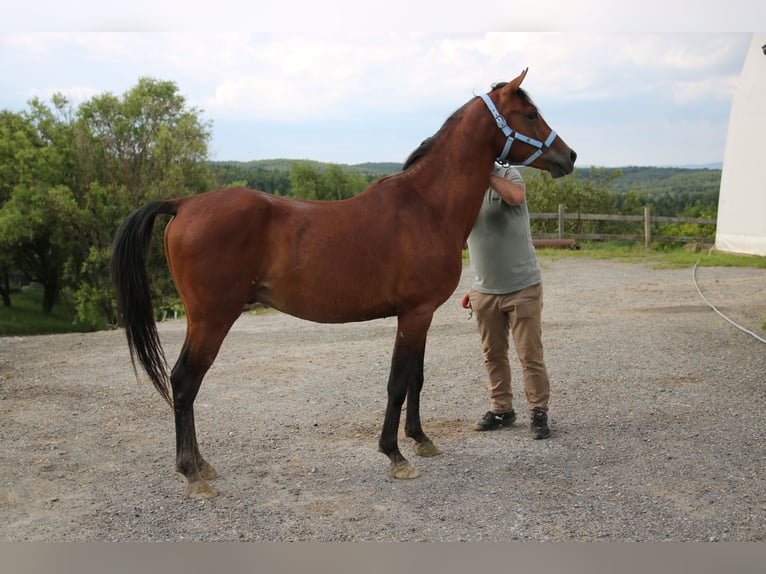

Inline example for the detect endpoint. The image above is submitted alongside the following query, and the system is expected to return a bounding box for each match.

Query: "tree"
[524,167,622,235]
[0,184,79,313]
[0,99,79,313]
[326,164,370,200]
[0,77,213,325]
[70,77,213,326]
[289,161,323,199]
[0,110,34,307]
[288,162,368,200]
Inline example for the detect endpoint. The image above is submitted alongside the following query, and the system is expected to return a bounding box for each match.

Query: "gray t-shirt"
[466,163,541,294]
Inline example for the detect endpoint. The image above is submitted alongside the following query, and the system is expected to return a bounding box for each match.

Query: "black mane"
[402,136,436,171]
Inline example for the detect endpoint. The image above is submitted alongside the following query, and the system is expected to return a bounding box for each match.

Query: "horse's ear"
[507,68,528,92]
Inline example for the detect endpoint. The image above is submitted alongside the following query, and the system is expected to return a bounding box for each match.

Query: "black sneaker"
[530,408,551,439]
[473,410,516,431]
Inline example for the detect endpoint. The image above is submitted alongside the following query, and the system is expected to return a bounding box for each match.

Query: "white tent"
[715,33,766,256]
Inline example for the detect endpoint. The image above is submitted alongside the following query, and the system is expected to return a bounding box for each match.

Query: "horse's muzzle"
[549,148,577,178]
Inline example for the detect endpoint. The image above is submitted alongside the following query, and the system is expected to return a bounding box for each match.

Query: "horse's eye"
[527,111,538,121]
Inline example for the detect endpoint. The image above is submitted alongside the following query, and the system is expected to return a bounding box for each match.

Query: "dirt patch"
[1,259,765,541]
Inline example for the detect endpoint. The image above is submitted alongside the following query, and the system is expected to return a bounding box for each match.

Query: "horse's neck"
[409,108,498,241]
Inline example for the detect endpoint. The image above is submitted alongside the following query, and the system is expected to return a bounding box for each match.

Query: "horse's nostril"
[570,150,578,163]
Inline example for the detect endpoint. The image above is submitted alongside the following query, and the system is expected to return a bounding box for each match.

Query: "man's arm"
[489,173,525,206]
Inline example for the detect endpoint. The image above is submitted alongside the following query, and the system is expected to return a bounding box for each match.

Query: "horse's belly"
[255,283,395,324]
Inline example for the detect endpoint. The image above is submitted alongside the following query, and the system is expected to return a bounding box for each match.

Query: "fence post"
[558,204,565,239]
[644,206,652,248]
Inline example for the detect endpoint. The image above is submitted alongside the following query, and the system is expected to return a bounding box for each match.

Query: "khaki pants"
[469,283,550,414]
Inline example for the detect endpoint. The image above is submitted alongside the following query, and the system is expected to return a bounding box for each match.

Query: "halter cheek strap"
[479,92,557,165]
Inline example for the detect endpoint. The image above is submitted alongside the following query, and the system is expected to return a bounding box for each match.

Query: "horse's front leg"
[379,311,440,479]
[404,344,443,458]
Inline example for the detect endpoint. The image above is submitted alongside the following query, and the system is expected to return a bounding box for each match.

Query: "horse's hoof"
[389,460,421,479]
[413,439,443,457]
[199,461,218,481]
[184,480,218,500]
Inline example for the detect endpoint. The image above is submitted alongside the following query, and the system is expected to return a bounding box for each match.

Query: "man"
[463,161,551,439]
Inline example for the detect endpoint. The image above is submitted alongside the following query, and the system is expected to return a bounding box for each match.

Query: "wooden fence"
[530,205,717,248]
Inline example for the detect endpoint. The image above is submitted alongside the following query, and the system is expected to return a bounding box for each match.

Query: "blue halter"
[479,92,557,165]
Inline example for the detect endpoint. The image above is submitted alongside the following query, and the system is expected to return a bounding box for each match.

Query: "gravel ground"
[1,257,765,542]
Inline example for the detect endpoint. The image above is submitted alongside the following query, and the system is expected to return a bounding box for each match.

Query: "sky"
[1,3,763,168]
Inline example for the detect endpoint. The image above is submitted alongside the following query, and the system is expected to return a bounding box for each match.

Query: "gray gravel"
[1,257,764,541]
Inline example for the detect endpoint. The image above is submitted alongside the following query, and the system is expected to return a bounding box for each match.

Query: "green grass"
[0,284,91,336]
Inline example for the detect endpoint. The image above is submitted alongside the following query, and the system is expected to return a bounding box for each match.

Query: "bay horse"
[111,68,576,499]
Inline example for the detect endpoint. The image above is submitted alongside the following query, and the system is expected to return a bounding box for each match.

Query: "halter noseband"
[479,92,557,165]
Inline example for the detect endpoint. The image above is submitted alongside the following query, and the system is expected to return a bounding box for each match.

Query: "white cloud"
[670,75,740,105]
[0,31,754,166]
[200,34,479,120]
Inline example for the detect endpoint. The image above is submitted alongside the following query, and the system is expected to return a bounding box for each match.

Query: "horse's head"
[483,69,576,178]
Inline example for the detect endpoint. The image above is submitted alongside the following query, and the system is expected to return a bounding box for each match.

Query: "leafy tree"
[70,77,213,326]
[0,99,80,313]
[0,77,213,325]
[322,164,367,200]
[0,185,79,313]
[524,166,621,235]
[0,110,34,307]
[289,161,323,199]
[288,161,368,200]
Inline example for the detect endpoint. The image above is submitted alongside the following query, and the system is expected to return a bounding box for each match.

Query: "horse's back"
[171,186,272,223]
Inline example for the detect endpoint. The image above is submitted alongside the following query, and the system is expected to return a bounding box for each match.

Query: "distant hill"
[588,166,721,196]
[209,160,722,199]
[675,163,722,170]
[210,159,402,176]
[208,159,403,196]
[351,162,403,175]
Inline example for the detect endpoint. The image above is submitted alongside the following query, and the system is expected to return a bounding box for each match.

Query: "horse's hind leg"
[171,347,215,499]
[171,320,234,499]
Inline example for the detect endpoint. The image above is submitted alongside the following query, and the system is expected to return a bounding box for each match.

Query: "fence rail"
[530,205,717,247]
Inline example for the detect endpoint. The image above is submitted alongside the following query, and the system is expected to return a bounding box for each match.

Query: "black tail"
[111,200,179,407]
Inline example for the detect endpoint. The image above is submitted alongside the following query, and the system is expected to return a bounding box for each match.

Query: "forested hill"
[209,159,402,196]
[210,160,721,200]
[592,166,721,196]
[210,159,401,180]
[212,158,402,174]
